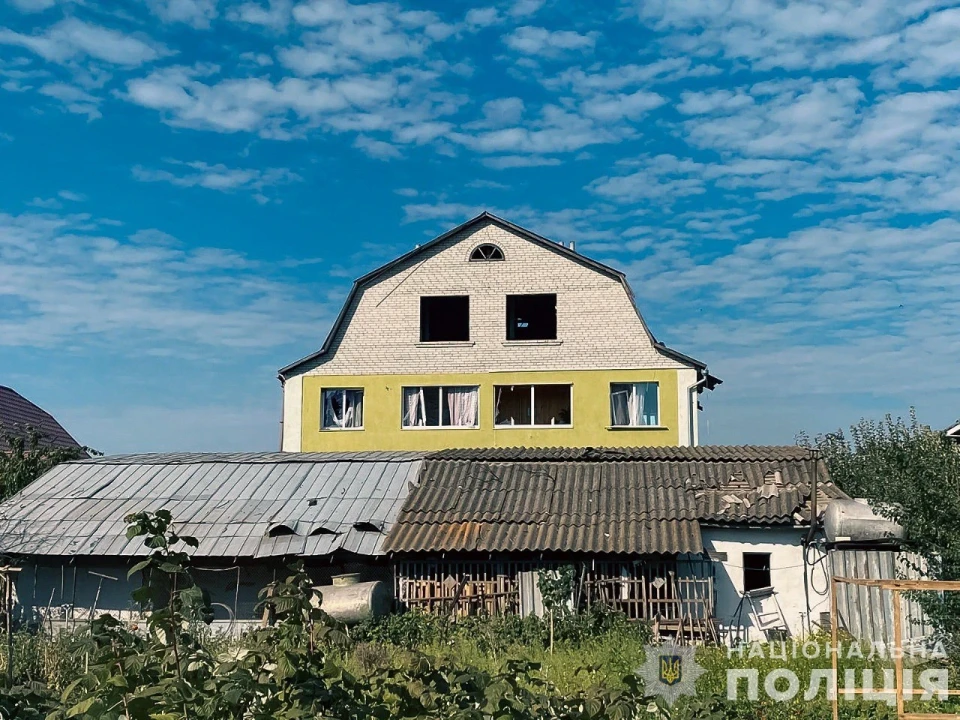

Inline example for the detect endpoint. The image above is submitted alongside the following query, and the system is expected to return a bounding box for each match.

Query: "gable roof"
[382,445,846,556]
[946,421,960,439]
[0,452,423,558]
[278,212,720,387]
[0,386,82,452]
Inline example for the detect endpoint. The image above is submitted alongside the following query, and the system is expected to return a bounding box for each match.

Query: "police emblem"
[659,654,682,686]
[636,642,705,705]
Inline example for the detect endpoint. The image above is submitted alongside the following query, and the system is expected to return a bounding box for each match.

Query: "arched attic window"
[469,244,504,261]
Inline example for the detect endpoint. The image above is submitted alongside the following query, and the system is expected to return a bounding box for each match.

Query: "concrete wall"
[702,527,829,643]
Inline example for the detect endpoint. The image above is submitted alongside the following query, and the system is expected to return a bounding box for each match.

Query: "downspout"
[278,373,285,452]
[685,372,708,447]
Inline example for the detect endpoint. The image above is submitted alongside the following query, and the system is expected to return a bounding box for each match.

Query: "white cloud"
[58,190,86,202]
[0,211,334,350]
[0,18,166,66]
[465,7,500,29]
[148,0,218,28]
[228,0,292,29]
[503,26,598,57]
[353,135,401,159]
[7,0,57,12]
[38,82,101,119]
[508,0,545,18]
[132,159,300,200]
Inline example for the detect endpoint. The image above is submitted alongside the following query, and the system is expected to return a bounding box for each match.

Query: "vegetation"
[804,410,960,656]
[0,427,98,501]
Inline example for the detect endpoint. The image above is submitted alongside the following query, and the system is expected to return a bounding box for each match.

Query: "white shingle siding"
[296,220,686,376]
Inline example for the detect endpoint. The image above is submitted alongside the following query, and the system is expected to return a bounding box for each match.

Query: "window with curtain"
[494,384,571,426]
[402,386,479,428]
[321,388,364,429]
[609,382,659,427]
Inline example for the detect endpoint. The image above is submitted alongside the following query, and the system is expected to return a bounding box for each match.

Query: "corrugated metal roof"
[383,447,846,554]
[0,386,83,452]
[0,452,422,559]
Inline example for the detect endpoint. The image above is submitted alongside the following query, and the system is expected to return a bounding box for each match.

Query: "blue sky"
[2,0,959,453]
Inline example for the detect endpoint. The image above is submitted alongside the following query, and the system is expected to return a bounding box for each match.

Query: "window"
[506,294,557,340]
[610,382,660,427]
[402,386,479,428]
[420,296,469,342]
[743,552,772,592]
[494,384,571,427]
[321,388,364,429]
[470,243,504,261]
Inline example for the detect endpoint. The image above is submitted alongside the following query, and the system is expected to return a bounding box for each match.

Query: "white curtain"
[323,389,363,428]
[403,387,426,426]
[445,386,478,427]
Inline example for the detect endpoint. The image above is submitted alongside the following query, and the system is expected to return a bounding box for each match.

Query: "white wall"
[702,527,829,642]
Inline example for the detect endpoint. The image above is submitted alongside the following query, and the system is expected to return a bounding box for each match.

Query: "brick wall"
[295,218,688,376]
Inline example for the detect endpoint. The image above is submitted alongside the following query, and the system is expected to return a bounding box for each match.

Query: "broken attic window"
[470,243,504,261]
[743,552,771,592]
[420,296,470,342]
[506,294,556,340]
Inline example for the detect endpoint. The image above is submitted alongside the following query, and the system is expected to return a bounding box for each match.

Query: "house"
[278,213,720,453]
[0,386,83,452]
[0,452,419,629]
[0,445,842,643]
[946,421,960,443]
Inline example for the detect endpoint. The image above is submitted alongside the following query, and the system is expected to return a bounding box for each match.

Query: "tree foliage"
[0,426,98,501]
[805,410,960,652]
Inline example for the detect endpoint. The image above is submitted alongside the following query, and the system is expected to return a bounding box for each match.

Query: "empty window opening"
[742,552,772,593]
[403,386,479,427]
[610,382,660,427]
[506,294,556,340]
[321,388,364,429]
[495,384,571,427]
[470,243,504,261]
[420,296,470,342]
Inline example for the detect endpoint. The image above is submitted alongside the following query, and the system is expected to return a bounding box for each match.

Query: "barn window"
[420,296,470,342]
[743,552,771,592]
[506,294,556,340]
[470,243,504,261]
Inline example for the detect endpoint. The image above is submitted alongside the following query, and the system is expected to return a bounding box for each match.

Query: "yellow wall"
[299,369,681,451]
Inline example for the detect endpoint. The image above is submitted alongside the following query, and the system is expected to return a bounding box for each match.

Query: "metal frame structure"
[830,575,960,720]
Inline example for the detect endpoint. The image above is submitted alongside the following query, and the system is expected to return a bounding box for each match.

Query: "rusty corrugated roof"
[383,446,845,555]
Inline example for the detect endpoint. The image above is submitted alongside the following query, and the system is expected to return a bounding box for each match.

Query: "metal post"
[5,572,12,688]
[830,575,839,720]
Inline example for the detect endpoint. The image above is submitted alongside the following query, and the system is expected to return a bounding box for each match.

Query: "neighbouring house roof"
[946,421,960,440]
[0,451,423,559]
[382,445,846,555]
[278,212,720,389]
[0,386,82,452]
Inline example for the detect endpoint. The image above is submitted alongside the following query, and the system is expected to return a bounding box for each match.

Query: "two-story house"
[278,212,720,452]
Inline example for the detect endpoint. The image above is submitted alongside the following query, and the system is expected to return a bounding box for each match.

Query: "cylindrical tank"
[824,499,904,544]
[316,580,392,624]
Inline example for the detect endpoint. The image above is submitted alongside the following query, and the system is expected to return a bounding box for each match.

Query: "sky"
[1,0,959,454]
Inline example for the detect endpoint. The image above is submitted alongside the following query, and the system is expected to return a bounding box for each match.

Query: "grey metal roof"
[277,212,719,388]
[0,452,423,559]
[0,386,83,452]
[383,446,846,555]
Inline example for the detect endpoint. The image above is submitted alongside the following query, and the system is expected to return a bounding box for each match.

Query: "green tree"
[0,426,98,500]
[805,410,960,653]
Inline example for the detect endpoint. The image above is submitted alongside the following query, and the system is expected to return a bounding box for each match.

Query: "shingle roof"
[0,386,82,452]
[383,446,845,555]
[0,452,422,558]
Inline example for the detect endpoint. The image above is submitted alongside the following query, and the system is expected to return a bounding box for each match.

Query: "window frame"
[608,381,661,428]
[400,385,480,430]
[320,387,365,431]
[742,552,772,593]
[505,293,558,341]
[469,243,505,261]
[419,295,471,343]
[493,383,573,428]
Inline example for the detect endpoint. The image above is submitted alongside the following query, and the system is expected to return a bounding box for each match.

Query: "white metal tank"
[823,499,904,544]
[316,575,392,624]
